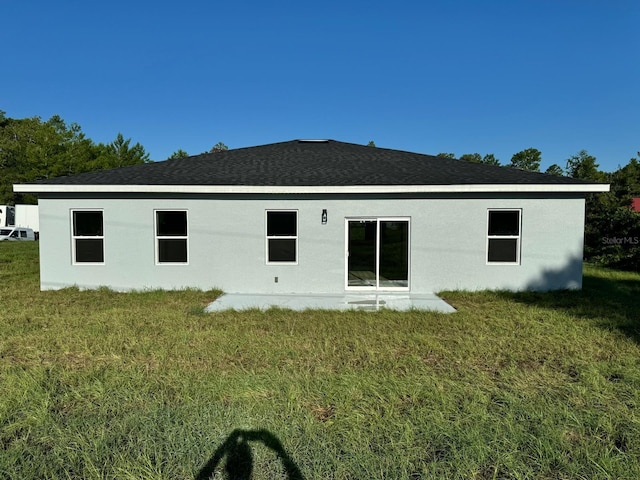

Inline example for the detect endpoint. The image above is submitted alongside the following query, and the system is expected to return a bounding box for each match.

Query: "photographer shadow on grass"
[196,429,305,480]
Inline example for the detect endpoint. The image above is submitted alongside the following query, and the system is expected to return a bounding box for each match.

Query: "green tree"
[565,150,601,181]
[367,140,376,147]
[168,149,189,160]
[573,151,640,271]
[509,148,541,172]
[610,154,640,206]
[99,132,150,168]
[210,142,228,153]
[0,114,75,203]
[43,115,96,177]
[585,196,640,271]
[0,112,150,204]
[545,164,564,176]
[437,153,456,159]
[481,154,500,166]
[459,153,500,165]
[460,153,482,163]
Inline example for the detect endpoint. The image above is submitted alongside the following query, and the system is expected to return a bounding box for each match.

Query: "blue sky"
[2,0,638,172]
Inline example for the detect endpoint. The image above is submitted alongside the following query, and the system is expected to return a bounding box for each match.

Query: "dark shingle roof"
[33,139,598,187]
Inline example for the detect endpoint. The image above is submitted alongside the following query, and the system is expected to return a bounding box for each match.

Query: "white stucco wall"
[36,193,585,293]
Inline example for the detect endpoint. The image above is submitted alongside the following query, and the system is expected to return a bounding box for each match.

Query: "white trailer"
[0,204,39,233]
[15,204,39,232]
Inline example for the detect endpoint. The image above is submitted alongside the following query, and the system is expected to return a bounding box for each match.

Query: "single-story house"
[14,139,609,293]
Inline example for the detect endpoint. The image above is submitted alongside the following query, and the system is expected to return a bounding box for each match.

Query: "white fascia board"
[13,183,610,194]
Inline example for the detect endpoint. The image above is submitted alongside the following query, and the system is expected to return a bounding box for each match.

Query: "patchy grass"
[1,242,640,479]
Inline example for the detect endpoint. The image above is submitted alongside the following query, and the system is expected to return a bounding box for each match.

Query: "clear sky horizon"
[2,1,638,172]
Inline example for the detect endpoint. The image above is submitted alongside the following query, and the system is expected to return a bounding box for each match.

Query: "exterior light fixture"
[321,209,327,224]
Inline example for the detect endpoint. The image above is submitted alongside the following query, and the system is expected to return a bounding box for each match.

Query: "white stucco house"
[14,139,609,294]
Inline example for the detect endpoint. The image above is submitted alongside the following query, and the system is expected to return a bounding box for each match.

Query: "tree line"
[0,111,151,204]
[2,112,638,270]
[167,142,228,159]
[438,147,563,174]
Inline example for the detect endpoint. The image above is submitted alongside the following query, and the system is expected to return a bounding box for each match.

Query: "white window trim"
[265,210,298,265]
[344,216,411,291]
[486,209,522,265]
[155,209,189,265]
[71,209,105,265]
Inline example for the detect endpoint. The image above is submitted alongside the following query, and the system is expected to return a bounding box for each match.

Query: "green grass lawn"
[1,242,640,479]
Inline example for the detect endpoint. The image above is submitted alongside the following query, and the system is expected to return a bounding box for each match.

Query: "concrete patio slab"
[205,293,456,313]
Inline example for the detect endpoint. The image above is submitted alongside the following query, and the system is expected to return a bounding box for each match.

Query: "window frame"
[155,209,189,265]
[486,209,521,265]
[265,210,298,265]
[71,209,105,265]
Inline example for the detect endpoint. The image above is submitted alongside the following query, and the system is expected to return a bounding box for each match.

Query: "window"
[266,210,297,263]
[20,230,27,238]
[487,210,521,264]
[156,210,188,263]
[72,210,104,264]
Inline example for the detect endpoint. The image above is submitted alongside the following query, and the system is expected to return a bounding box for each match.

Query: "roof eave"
[14,183,611,194]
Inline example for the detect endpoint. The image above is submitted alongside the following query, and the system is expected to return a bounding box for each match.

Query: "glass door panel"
[347,220,377,287]
[379,221,409,288]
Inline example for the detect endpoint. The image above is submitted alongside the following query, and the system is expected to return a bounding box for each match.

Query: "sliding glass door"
[346,218,409,290]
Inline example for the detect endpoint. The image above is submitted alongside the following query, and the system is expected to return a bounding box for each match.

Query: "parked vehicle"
[0,227,36,241]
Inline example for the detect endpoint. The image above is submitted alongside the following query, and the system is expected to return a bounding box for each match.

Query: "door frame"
[344,217,411,291]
